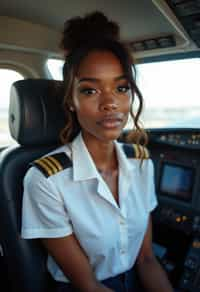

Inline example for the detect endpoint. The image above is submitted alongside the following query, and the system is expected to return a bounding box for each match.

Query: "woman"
[21,11,173,292]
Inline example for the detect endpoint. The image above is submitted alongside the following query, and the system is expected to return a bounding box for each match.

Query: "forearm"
[60,262,109,292]
[136,257,173,292]
[61,259,99,292]
[57,263,112,292]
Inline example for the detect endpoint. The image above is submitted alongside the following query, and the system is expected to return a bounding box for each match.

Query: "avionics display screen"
[159,163,194,201]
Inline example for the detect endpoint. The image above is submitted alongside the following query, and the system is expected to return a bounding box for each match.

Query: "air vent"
[130,35,176,52]
[167,0,200,47]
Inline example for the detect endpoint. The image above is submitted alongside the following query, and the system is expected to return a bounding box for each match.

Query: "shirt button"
[119,219,125,225]
[120,249,126,254]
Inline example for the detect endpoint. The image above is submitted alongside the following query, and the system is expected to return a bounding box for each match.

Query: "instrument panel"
[148,128,200,210]
[149,128,200,150]
[147,128,200,291]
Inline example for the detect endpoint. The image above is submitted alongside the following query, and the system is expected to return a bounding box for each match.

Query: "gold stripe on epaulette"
[35,159,53,176]
[42,157,59,174]
[47,156,63,172]
[133,144,149,159]
[133,144,140,158]
[138,144,144,158]
[143,147,149,159]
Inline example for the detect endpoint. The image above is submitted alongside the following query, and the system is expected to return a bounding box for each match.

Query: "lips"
[97,114,124,129]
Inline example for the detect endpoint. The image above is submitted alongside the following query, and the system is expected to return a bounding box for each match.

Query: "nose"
[99,95,118,112]
[100,102,118,111]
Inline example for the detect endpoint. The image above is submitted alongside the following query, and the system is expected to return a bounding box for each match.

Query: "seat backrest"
[0,79,65,292]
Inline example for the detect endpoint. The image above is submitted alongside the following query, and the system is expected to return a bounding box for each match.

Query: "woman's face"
[72,50,132,143]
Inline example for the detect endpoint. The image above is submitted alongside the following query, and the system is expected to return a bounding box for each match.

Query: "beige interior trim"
[152,0,191,48]
[0,16,61,56]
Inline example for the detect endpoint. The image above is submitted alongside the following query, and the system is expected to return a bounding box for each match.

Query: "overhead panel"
[130,35,176,52]
[166,0,200,47]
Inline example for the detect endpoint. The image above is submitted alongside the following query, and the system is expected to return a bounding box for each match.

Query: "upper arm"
[41,234,102,291]
[41,234,95,282]
[136,216,155,265]
[42,233,87,268]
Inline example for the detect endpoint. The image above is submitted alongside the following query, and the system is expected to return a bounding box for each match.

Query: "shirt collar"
[114,140,135,179]
[71,132,135,182]
[72,132,99,181]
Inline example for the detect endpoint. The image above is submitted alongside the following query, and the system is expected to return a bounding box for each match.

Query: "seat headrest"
[9,79,66,146]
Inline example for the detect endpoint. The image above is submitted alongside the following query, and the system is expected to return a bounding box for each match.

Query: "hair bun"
[60,11,120,55]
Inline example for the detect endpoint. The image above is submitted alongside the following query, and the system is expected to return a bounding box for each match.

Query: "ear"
[67,95,75,112]
[69,106,75,112]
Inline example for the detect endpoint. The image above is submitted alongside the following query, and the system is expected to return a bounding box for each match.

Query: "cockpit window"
[135,58,200,129]
[46,59,64,80]
[0,69,24,146]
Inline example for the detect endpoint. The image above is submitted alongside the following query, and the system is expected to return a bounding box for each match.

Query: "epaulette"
[31,152,72,178]
[123,143,150,159]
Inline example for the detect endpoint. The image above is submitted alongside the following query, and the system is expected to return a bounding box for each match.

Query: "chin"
[83,126,124,143]
[97,129,122,142]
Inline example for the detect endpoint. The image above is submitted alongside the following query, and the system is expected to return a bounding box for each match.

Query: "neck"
[82,133,118,172]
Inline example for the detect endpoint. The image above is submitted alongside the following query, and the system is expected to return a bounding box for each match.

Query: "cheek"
[122,94,132,114]
[74,99,98,115]
[73,100,98,128]
[72,90,98,111]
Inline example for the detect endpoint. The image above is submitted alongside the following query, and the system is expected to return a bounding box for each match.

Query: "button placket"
[119,213,128,266]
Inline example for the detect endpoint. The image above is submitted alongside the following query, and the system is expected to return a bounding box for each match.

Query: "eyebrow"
[78,75,128,84]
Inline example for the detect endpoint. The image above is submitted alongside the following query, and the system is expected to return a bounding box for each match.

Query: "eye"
[117,85,130,93]
[80,87,97,95]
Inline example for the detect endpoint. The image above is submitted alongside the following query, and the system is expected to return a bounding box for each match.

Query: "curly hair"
[59,11,148,146]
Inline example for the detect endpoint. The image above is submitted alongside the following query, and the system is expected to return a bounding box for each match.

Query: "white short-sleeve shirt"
[21,132,157,282]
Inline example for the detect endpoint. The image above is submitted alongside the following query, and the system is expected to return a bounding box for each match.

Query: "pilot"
[21,11,173,292]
